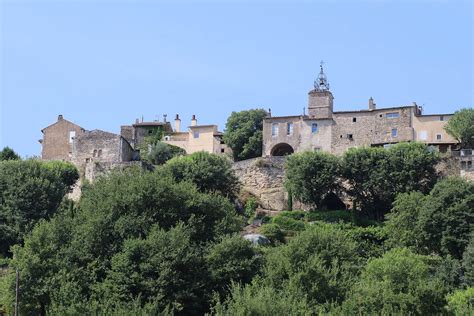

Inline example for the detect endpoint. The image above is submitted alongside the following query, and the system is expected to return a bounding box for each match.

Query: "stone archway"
[271,143,294,156]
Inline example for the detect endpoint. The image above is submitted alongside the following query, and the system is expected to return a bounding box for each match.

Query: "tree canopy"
[444,108,474,148]
[223,109,268,161]
[0,147,20,161]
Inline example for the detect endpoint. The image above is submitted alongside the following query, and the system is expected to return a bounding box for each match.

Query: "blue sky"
[1,0,472,157]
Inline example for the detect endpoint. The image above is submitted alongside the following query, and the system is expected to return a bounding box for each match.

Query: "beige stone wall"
[163,126,230,155]
[412,114,456,144]
[41,116,85,161]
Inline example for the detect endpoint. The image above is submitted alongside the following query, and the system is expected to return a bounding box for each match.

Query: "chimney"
[191,114,197,126]
[175,114,181,132]
[135,118,139,124]
[58,114,64,121]
[369,97,376,111]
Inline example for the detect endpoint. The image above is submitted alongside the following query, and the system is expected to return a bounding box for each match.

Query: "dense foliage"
[0,147,20,161]
[284,151,340,209]
[0,159,78,256]
[0,145,473,315]
[223,109,268,161]
[444,108,474,148]
[146,141,186,165]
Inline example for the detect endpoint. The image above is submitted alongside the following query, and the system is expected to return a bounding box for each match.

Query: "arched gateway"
[271,143,294,156]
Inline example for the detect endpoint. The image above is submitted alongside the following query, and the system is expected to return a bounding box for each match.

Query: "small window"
[93,149,97,157]
[193,131,200,139]
[419,131,427,140]
[386,112,400,119]
[352,117,357,123]
[98,149,102,157]
[148,130,153,135]
[391,128,398,137]
[314,147,321,152]
[440,116,444,121]
[436,134,442,140]
[220,140,225,145]
[287,123,294,135]
[271,123,279,137]
[221,148,225,153]
[69,131,76,143]
[164,135,171,141]
[311,123,318,134]
[347,134,353,140]
[85,158,91,163]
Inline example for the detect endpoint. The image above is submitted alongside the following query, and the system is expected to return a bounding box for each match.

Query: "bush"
[305,210,352,223]
[260,224,285,244]
[271,215,305,233]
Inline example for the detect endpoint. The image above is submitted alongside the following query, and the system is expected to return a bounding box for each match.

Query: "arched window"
[93,150,97,157]
[98,149,102,157]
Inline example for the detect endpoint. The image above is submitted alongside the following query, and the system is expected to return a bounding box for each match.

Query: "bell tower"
[308,61,334,118]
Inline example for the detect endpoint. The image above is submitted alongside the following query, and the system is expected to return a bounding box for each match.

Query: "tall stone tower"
[308,62,333,119]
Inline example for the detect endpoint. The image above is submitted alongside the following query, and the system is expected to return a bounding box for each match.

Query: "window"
[311,123,318,134]
[391,128,398,137]
[436,134,442,140]
[69,131,76,143]
[440,116,444,121]
[93,149,97,157]
[271,123,279,136]
[347,134,353,140]
[314,147,321,152]
[287,123,294,135]
[164,135,171,141]
[352,117,357,123]
[386,112,400,119]
[419,131,427,140]
[148,130,153,135]
[193,131,200,139]
[85,158,91,163]
[98,149,102,157]
[221,148,225,153]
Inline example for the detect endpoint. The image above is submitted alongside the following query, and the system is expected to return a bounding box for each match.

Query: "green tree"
[342,142,438,219]
[146,141,185,165]
[223,109,268,161]
[462,233,474,286]
[161,151,240,198]
[0,147,20,161]
[444,108,474,148]
[284,151,340,209]
[342,248,447,315]
[0,160,78,256]
[418,177,474,259]
[205,235,260,297]
[445,287,474,315]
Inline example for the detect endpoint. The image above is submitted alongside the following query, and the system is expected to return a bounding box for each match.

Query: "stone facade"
[120,120,173,150]
[39,115,85,161]
[72,130,134,165]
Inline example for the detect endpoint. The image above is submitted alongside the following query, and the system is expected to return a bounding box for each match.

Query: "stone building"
[39,115,85,161]
[71,129,134,165]
[263,64,459,156]
[120,118,173,150]
[162,114,231,155]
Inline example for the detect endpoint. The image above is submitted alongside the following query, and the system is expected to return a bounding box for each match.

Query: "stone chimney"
[369,97,376,111]
[191,114,197,126]
[175,114,181,132]
[58,114,64,121]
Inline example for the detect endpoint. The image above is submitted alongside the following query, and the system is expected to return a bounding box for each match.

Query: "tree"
[445,287,474,315]
[462,233,474,286]
[284,151,340,209]
[0,147,20,161]
[418,177,474,259]
[444,108,474,148]
[341,142,439,219]
[223,109,268,161]
[342,248,447,315]
[161,151,240,198]
[0,159,78,256]
[146,141,185,165]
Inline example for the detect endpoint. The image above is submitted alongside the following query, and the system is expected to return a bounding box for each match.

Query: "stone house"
[39,115,85,161]
[263,65,459,156]
[162,114,231,155]
[120,119,173,150]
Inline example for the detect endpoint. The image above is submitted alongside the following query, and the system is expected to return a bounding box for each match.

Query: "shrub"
[271,216,305,233]
[260,224,285,244]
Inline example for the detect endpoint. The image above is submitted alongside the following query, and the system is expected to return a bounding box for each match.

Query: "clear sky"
[0,0,472,157]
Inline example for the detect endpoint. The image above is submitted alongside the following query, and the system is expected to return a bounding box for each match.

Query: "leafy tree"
[444,108,474,148]
[418,177,474,259]
[0,159,78,256]
[146,141,185,165]
[445,287,474,315]
[284,151,340,209]
[0,147,20,161]
[463,233,474,286]
[205,235,261,297]
[342,142,438,219]
[262,225,361,306]
[384,191,426,250]
[161,151,240,198]
[223,109,268,161]
[342,248,447,315]
[102,224,207,314]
